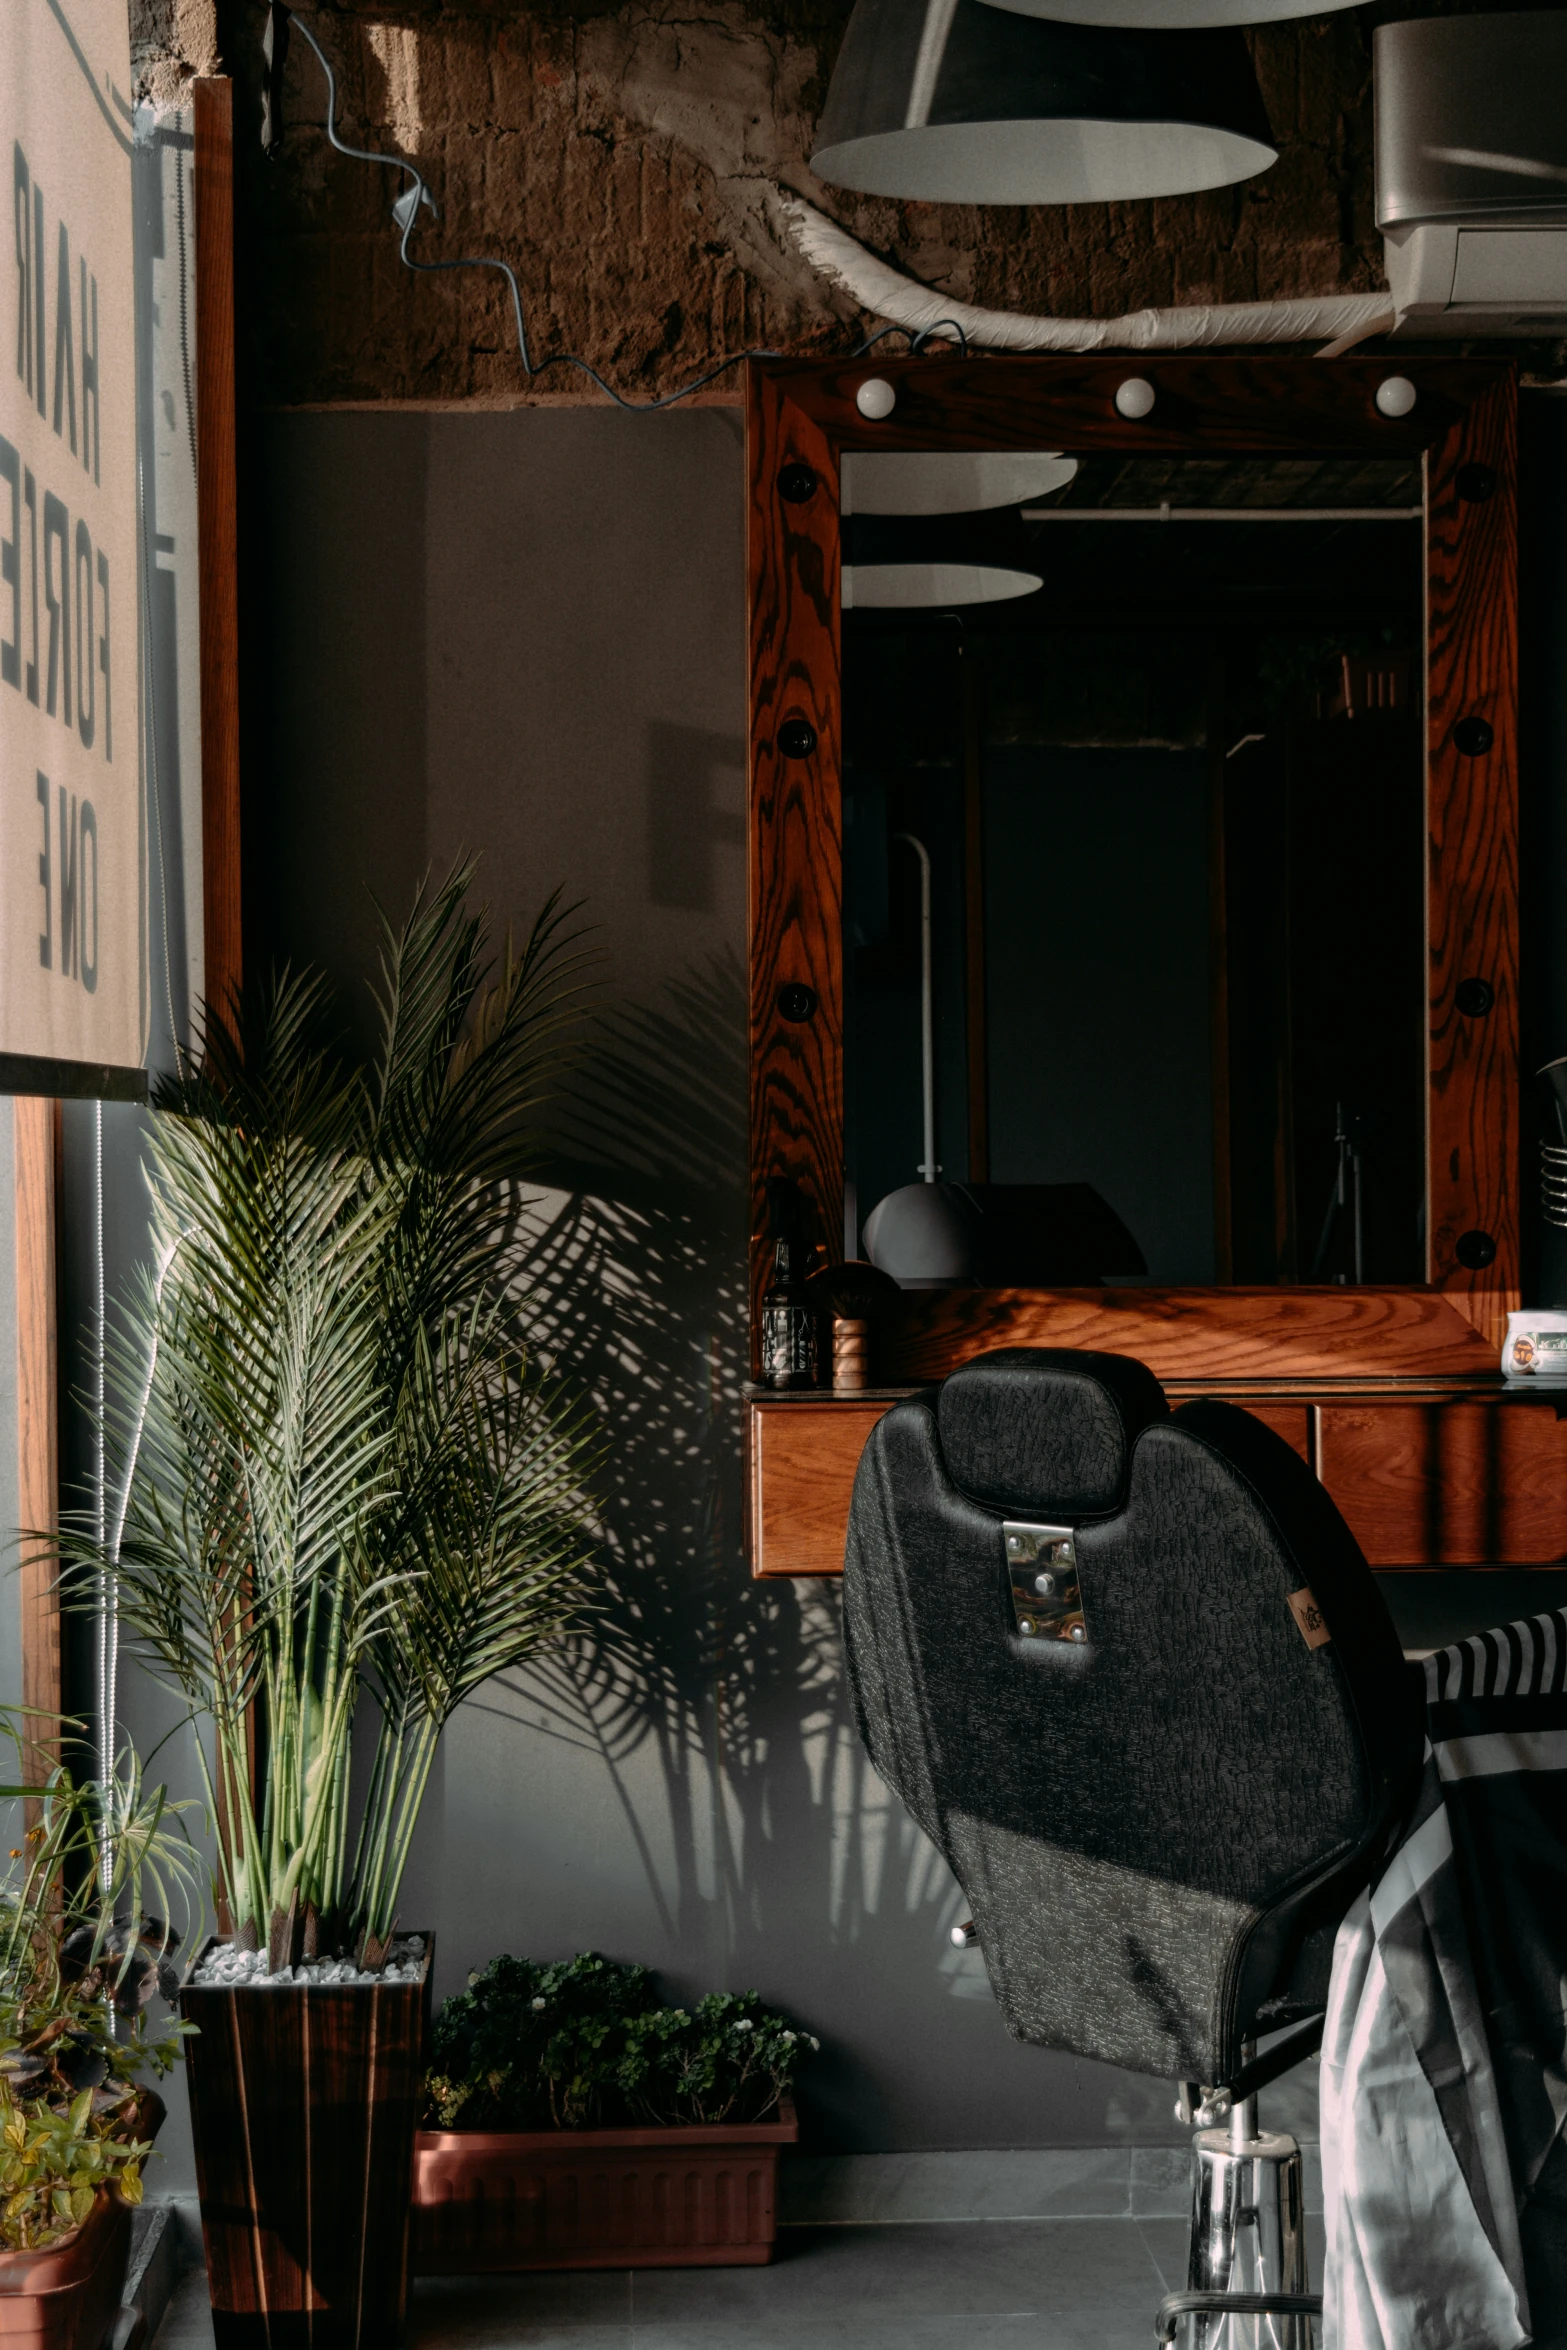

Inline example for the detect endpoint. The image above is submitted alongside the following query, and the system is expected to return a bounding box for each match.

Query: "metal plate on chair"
[1003,1523,1088,1642]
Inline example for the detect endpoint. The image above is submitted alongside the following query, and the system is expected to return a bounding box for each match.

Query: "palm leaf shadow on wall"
[466,948,984,2004]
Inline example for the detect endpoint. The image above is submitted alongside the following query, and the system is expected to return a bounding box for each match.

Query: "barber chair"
[843,1349,1426,2346]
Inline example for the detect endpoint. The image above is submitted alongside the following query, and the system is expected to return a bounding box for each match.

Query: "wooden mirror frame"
[746,355,1518,1398]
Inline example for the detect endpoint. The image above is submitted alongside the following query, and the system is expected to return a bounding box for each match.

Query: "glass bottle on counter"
[761,1236,818,1388]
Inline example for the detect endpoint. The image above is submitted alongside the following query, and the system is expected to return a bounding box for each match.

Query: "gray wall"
[246,406,1183,2154]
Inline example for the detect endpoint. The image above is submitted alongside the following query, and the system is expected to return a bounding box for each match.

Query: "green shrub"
[0,2088,150,2252]
[425,1952,818,2131]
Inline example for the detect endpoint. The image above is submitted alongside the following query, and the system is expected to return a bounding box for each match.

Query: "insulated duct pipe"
[782,196,1394,354]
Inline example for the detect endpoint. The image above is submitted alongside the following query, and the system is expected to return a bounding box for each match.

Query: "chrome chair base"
[1156,2100,1321,2347]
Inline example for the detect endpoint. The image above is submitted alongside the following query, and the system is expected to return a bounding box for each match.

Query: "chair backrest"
[843,1347,1423,2082]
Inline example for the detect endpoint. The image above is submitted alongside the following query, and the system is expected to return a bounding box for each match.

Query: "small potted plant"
[0,1720,196,2350]
[413,1953,815,2271]
[66,869,600,2348]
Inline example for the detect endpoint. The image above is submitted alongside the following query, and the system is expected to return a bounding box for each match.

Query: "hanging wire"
[278,6,968,403]
[851,319,971,359]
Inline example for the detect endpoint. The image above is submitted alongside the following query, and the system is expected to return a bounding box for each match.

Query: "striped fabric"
[1423,1606,1567,1704]
[1322,1606,1567,2350]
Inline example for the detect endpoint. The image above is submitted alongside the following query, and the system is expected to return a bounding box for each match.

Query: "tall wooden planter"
[182,1938,432,2350]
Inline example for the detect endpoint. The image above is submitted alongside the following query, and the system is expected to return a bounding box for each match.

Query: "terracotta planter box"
[412,2099,799,2271]
[182,1936,432,2350]
[0,2190,133,2350]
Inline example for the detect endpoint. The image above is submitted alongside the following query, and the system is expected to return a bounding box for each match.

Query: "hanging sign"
[0,0,143,1096]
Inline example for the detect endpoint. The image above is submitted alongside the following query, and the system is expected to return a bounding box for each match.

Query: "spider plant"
[0,1711,201,2247]
[64,866,600,1968]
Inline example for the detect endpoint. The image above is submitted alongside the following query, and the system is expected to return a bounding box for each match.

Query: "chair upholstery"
[842,1347,1424,2083]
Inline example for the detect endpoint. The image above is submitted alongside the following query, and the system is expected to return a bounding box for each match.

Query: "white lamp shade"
[843,563,1042,607]
[981,0,1361,25]
[863,1185,976,1285]
[812,0,1277,205]
[842,451,1079,514]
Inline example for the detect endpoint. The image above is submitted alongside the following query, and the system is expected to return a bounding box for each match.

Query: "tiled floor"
[150,2218,1192,2349]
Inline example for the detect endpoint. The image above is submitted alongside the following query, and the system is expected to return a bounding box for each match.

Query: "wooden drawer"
[747,1400,892,1577]
[1240,1403,1309,1462]
[1318,1402,1567,1565]
[747,1398,1309,1577]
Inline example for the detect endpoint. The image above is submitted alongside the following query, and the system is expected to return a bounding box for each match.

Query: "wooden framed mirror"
[746,355,1527,1577]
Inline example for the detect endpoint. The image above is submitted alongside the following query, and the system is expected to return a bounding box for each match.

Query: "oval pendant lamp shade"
[842,505,1043,603]
[843,562,1042,605]
[982,0,1360,27]
[842,450,1078,513]
[811,0,1277,205]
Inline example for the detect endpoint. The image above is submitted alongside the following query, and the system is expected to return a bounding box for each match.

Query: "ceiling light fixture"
[812,0,1277,206]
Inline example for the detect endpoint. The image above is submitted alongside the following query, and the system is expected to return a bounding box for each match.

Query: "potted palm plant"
[66,868,601,2350]
[414,1953,813,2273]
[0,1716,197,2350]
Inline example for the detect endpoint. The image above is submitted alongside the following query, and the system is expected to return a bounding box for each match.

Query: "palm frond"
[64,867,601,1955]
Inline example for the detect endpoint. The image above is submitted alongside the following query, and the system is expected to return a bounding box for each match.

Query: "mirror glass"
[840,452,1426,1291]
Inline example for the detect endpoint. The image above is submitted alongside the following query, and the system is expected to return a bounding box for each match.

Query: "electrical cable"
[174,144,199,482]
[277,6,968,401]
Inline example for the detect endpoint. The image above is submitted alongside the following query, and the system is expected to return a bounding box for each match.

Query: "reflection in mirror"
[841,454,1425,1291]
[841,449,1072,610]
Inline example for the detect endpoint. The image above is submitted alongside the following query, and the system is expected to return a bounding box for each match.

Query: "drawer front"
[748,1400,1309,1576]
[749,1396,1567,1575]
[1239,1403,1309,1462]
[748,1402,891,1577]
[1318,1403,1567,1565]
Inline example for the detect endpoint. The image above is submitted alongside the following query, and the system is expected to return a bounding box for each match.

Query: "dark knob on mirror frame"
[777,982,818,1024]
[1457,463,1497,503]
[778,464,818,504]
[1455,1230,1498,1270]
[779,719,818,759]
[1453,716,1494,757]
[1456,977,1495,1017]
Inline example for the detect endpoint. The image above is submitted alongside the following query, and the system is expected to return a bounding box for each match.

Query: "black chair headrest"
[935,1347,1169,1519]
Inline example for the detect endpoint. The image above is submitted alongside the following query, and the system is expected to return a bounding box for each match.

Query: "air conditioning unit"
[1376,10,1567,337]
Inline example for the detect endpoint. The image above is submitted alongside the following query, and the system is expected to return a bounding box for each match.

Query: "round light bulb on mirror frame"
[1115,377,1157,419]
[1375,376,1417,420]
[856,378,898,420]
